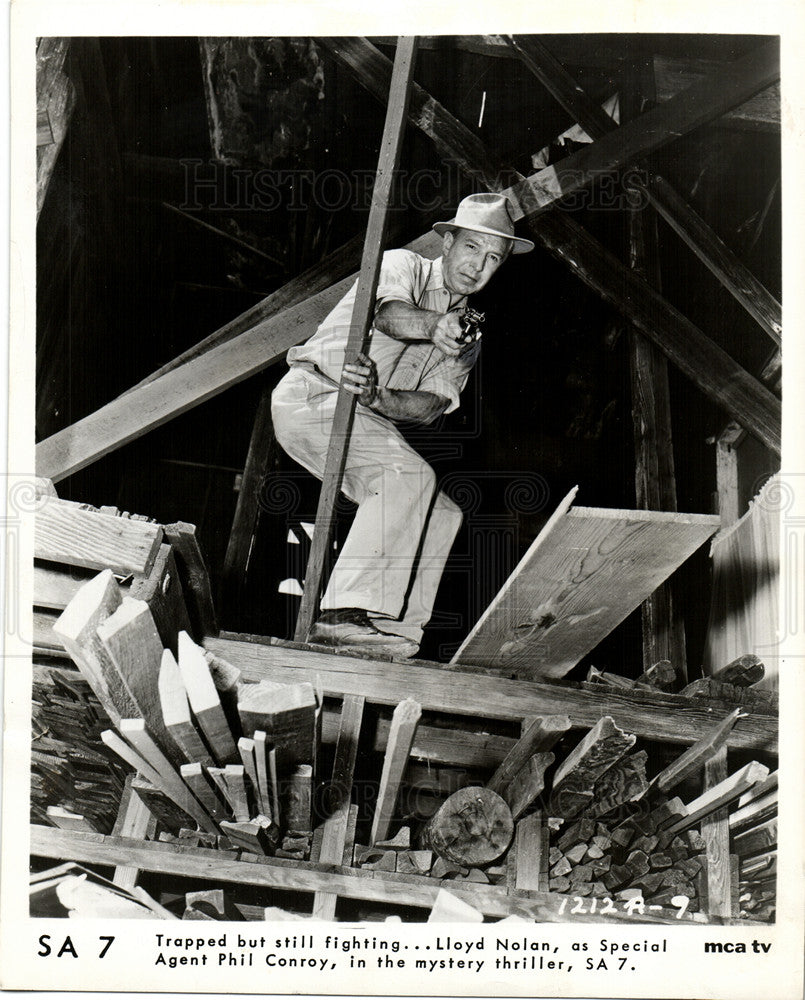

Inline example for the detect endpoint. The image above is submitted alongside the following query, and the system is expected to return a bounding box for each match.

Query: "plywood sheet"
[453,489,719,679]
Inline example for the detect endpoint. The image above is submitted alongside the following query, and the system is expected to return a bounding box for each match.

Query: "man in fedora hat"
[271,193,533,657]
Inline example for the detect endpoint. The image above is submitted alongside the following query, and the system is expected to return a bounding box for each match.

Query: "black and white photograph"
[2,2,804,997]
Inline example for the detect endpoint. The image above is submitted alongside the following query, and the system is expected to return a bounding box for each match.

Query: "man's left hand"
[342,352,379,406]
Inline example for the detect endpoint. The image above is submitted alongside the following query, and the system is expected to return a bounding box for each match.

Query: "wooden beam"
[370,698,422,845]
[158,648,215,766]
[177,631,239,765]
[35,500,162,576]
[452,492,720,679]
[97,598,180,765]
[36,38,76,218]
[700,749,732,918]
[162,522,217,640]
[206,635,778,754]
[506,41,779,216]
[487,715,570,794]
[36,41,780,484]
[552,717,636,819]
[29,825,708,924]
[333,38,782,453]
[294,36,419,641]
[111,775,153,890]
[313,695,365,920]
[650,708,746,795]
[666,760,770,835]
[503,753,554,820]
[648,176,781,348]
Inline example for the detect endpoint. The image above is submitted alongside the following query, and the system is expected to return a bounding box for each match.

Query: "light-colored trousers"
[271,366,462,644]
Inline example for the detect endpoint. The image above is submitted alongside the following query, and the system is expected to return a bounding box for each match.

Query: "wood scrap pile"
[731,771,777,921]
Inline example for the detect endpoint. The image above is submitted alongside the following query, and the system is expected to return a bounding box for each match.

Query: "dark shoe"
[309,608,419,658]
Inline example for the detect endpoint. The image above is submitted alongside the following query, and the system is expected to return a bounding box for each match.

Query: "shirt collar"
[428,256,467,309]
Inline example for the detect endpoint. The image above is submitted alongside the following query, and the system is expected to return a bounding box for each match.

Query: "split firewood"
[549,876,571,893]
[375,828,411,851]
[452,868,489,884]
[557,817,595,853]
[650,797,688,830]
[431,857,469,880]
[630,834,658,854]
[634,659,677,691]
[219,815,278,855]
[396,850,433,875]
[586,751,648,817]
[584,843,604,860]
[550,856,572,878]
[624,850,650,879]
[565,842,588,865]
[551,717,636,819]
[615,888,643,902]
[422,786,513,867]
[631,872,665,895]
[572,882,594,897]
[568,862,594,885]
[649,853,672,870]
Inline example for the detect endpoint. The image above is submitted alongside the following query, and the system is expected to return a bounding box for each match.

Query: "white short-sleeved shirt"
[286,248,481,414]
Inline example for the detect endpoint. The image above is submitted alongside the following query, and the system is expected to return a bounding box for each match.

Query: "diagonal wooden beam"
[327,38,780,455]
[35,39,781,482]
[507,35,782,351]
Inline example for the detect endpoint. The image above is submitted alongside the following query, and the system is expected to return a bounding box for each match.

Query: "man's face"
[442,228,511,296]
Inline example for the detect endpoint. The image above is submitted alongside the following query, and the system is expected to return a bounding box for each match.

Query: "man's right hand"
[429,312,464,357]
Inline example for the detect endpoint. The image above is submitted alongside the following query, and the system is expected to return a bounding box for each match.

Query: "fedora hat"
[433,193,534,254]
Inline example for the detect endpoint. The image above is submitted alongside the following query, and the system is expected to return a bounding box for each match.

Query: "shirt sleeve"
[373,249,423,310]
[417,341,480,414]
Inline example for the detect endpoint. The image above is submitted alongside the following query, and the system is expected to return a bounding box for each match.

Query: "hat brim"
[432,220,534,254]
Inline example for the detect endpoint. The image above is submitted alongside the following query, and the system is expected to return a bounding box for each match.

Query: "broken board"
[452,487,719,679]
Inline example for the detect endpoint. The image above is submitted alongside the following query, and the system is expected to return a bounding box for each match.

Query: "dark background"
[36,35,781,671]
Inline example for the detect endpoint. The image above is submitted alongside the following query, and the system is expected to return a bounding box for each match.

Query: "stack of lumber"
[31,665,126,833]
[731,771,777,921]
[33,477,216,657]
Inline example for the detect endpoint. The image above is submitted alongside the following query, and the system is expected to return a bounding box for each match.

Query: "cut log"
[177,631,238,765]
[487,715,570,794]
[35,499,161,576]
[237,679,317,767]
[423,786,514,867]
[453,492,720,679]
[370,698,421,845]
[551,717,636,819]
[502,753,554,820]
[97,598,180,765]
[158,649,214,766]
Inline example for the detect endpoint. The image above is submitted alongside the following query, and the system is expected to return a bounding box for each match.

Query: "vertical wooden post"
[701,747,733,918]
[622,59,687,681]
[294,36,419,642]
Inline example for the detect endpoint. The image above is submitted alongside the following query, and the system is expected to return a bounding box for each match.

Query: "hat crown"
[453,193,515,240]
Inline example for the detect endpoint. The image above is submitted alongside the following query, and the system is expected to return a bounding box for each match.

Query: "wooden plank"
[453,496,720,679]
[487,715,570,794]
[97,597,180,765]
[177,631,238,765]
[700,749,731,918]
[36,37,76,218]
[729,791,777,832]
[237,738,260,804]
[111,774,153,889]
[294,36,420,640]
[650,708,746,795]
[52,569,130,724]
[732,818,777,858]
[129,544,192,655]
[236,680,317,766]
[313,694,365,920]
[666,760,771,836]
[158,648,215,766]
[180,764,231,822]
[251,732,273,821]
[119,720,218,834]
[45,806,95,832]
[162,522,217,640]
[370,698,422,845]
[207,635,778,754]
[503,753,555,821]
[29,826,708,924]
[552,717,636,819]
[223,765,251,823]
[34,560,99,610]
[35,500,162,576]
